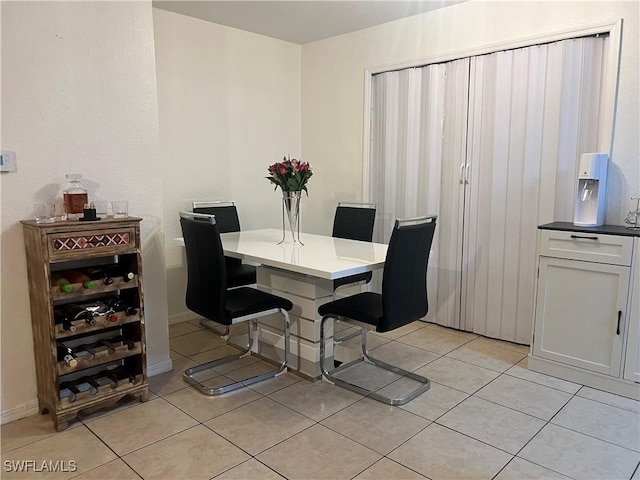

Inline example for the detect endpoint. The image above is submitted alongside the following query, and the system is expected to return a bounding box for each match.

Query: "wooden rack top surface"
[21,216,142,228]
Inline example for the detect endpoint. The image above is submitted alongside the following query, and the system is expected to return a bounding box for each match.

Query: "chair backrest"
[192,201,241,233]
[332,202,376,242]
[179,211,229,324]
[379,215,437,333]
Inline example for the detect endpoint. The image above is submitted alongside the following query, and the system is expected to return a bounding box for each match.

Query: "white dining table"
[175,228,388,377]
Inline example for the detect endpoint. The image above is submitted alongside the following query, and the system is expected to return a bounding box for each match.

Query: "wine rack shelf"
[57,341,143,376]
[54,311,140,339]
[21,217,149,431]
[58,375,146,410]
[51,276,139,302]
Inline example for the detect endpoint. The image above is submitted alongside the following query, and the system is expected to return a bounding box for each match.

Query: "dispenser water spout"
[581,180,593,202]
[573,153,608,227]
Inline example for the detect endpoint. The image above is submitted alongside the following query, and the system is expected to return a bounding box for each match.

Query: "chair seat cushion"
[225,287,293,320]
[333,271,373,291]
[318,292,382,329]
[227,264,257,288]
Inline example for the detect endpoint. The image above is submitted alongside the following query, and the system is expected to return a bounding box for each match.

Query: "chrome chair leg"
[239,321,256,358]
[199,318,231,341]
[184,308,290,396]
[320,314,430,406]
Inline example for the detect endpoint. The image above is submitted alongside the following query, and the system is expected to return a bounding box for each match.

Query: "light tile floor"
[2,320,639,480]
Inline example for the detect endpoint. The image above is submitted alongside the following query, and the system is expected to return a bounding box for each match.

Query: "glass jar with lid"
[63,174,88,220]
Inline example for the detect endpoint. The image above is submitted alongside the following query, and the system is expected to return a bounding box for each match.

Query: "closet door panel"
[517,46,548,343]
[501,50,528,342]
[466,46,562,343]
[371,60,470,327]
[485,52,511,340]
[433,59,470,328]
[465,38,604,343]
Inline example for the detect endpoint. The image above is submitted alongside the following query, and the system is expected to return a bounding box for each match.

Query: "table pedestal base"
[223,266,365,377]
[254,266,336,377]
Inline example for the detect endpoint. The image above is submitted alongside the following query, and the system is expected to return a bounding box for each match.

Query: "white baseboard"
[528,355,640,400]
[1,399,40,425]
[168,311,200,325]
[148,358,173,377]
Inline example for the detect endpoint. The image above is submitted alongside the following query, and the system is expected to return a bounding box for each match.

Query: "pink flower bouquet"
[266,156,313,195]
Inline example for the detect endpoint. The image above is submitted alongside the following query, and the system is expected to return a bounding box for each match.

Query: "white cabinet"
[623,244,640,383]
[533,257,628,376]
[529,224,639,399]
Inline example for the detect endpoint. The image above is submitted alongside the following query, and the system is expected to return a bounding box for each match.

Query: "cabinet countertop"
[539,222,640,237]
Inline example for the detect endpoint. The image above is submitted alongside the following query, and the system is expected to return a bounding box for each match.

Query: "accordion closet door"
[370,34,613,344]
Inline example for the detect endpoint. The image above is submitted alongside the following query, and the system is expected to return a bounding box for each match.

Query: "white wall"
[152,9,301,320]
[301,0,640,234]
[0,1,171,423]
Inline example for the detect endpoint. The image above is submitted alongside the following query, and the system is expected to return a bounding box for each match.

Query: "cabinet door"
[533,257,629,376]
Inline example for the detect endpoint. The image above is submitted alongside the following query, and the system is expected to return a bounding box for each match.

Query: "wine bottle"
[62,318,77,332]
[103,296,138,316]
[83,267,113,285]
[53,309,77,332]
[56,342,78,367]
[61,270,95,289]
[75,300,117,323]
[104,265,135,283]
[51,274,73,293]
[62,304,96,326]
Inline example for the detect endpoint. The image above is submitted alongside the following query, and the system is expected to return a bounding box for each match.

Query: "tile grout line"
[79,417,146,479]
[544,390,640,453]
[499,386,582,480]
[393,359,573,479]
[572,389,640,415]
[501,369,581,395]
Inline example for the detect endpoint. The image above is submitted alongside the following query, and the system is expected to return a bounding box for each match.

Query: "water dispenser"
[573,153,608,227]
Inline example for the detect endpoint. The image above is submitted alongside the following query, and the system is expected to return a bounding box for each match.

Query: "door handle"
[616,310,622,335]
[459,163,465,184]
[465,164,471,184]
[570,235,599,241]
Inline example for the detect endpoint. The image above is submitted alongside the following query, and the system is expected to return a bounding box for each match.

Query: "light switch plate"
[0,150,17,172]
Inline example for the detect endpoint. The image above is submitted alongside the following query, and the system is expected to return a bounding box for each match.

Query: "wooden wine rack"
[21,217,148,431]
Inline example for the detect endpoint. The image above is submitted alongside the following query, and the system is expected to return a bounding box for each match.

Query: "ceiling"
[152,1,464,45]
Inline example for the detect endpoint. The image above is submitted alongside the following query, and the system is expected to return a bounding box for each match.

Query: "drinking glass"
[54,202,67,221]
[93,200,107,218]
[111,201,129,218]
[34,203,55,223]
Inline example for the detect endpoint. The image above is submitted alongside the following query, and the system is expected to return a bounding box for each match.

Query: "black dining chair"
[331,202,376,295]
[179,211,292,395]
[192,201,257,288]
[319,215,437,405]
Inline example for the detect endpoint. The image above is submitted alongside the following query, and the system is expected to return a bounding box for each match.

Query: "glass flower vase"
[279,191,303,244]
